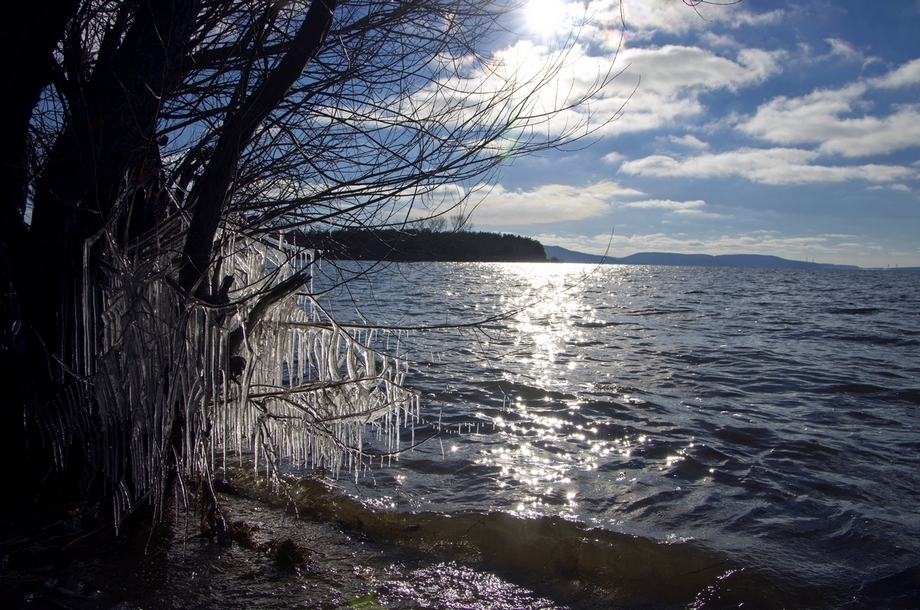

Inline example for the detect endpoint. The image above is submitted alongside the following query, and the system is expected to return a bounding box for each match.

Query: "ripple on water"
[310,263,920,608]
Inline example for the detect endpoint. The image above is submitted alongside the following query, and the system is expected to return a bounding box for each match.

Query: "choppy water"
[306,261,920,608]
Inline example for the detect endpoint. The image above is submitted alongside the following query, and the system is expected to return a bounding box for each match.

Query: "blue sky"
[466,0,920,268]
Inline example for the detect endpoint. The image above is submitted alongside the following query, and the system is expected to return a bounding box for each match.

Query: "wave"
[845,564,920,609]
[222,465,798,608]
[827,307,884,315]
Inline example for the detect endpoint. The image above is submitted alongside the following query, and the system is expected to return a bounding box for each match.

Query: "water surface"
[309,262,920,608]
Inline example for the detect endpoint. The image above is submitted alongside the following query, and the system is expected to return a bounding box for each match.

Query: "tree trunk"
[29,0,200,262]
[0,0,80,501]
[0,0,79,268]
[9,0,201,503]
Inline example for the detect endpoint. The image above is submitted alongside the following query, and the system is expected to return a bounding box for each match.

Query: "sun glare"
[524,0,570,38]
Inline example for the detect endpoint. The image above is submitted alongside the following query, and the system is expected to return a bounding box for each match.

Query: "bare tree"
[0,0,615,526]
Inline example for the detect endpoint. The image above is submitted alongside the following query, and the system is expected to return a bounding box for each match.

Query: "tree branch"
[228,266,311,355]
[178,0,338,295]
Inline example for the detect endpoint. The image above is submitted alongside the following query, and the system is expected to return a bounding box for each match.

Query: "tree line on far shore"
[294,229,547,262]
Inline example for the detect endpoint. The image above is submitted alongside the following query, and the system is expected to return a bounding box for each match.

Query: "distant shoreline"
[287,230,915,269]
[544,245,873,270]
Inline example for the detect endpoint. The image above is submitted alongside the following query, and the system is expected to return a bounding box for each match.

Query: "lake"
[306,261,920,608]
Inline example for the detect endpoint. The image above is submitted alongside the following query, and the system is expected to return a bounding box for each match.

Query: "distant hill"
[544,246,607,264]
[544,246,860,270]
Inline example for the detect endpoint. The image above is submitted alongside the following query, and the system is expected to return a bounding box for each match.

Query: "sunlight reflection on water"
[502,263,596,384]
[470,264,667,520]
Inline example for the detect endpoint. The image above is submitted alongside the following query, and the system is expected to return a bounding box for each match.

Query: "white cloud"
[425,0,791,147]
[624,198,704,210]
[623,198,728,218]
[699,31,741,50]
[464,1,788,141]
[471,180,643,225]
[872,57,920,89]
[666,134,709,149]
[619,45,782,94]
[420,40,610,146]
[588,0,783,38]
[736,48,787,83]
[530,43,776,137]
[738,86,920,157]
[824,38,863,62]
[585,44,784,136]
[793,38,867,66]
[738,57,920,157]
[620,148,917,185]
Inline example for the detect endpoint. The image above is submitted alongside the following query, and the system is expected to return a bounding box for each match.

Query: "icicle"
[56,228,422,523]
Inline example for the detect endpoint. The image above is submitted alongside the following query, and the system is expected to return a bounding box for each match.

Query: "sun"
[524,0,570,38]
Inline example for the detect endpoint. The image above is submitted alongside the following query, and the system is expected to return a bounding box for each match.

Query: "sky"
[465,0,920,268]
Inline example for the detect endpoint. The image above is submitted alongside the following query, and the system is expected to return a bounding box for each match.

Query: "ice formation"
[53,228,418,527]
